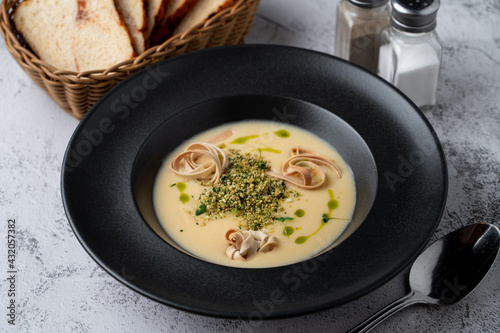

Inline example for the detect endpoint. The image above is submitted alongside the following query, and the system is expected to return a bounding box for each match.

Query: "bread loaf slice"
[116,0,148,54]
[146,0,169,40]
[13,0,76,71]
[150,0,199,45]
[14,0,135,72]
[72,0,136,71]
[173,0,237,35]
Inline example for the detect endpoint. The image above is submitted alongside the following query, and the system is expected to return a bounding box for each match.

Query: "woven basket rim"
[0,0,256,82]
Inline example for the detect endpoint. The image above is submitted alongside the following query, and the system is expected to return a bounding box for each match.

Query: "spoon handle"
[347,290,425,333]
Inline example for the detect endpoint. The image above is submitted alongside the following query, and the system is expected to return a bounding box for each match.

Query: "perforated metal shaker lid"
[391,0,440,33]
[348,0,389,9]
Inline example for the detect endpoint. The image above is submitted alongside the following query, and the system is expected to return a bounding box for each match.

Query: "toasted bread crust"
[146,0,171,40]
[116,0,148,53]
[150,0,199,45]
[139,0,148,31]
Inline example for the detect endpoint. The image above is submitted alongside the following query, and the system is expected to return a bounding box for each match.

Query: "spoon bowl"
[349,223,500,332]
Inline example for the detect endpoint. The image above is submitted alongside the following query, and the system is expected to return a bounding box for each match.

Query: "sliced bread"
[13,0,77,71]
[14,0,135,72]
[116,0,148,54]
[173,0,238,35]
[150,0,199,45]
[72,0,136,71]
[146,0,169,40]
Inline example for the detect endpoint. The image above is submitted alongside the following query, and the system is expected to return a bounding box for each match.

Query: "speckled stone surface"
[0,0,499,332]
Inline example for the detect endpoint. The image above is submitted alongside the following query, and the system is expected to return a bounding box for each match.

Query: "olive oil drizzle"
[295,190,338,244]
[176,182,190,204]
[294,209,305,217]
[283,209,305,237]
[274,130,290,138]
[230,135,260,144]
[230,130,291,144]
[258,147,282,154]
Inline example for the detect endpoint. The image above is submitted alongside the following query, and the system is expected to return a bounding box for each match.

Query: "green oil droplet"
[328,200,339,211]
[294,209,305,217]
[295,236,309,244]
[180,193,190,204]
[283,226,294,237]
[176,182,189,203]
[275,130,290,138]
[230,135,260,144]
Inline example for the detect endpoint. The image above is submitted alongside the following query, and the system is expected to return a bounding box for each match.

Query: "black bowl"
[133,95,378,256]
[61,44,447,319]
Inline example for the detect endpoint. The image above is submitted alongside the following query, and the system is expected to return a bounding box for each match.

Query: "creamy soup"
[153,121,356,268]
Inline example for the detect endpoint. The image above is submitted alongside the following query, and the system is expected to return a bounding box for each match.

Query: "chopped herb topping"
[198,150,299,230]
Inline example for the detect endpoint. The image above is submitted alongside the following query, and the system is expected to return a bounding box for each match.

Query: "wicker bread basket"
[0,0,260,120]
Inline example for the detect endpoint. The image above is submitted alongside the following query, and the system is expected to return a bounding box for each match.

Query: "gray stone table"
[1,0,499,332]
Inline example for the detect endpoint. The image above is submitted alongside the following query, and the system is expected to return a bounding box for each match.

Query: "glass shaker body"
[335,1,390,73]
[378,27,442,108]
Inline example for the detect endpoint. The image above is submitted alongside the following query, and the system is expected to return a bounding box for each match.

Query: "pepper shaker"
[377,0,443,108]
[335,0,390,73]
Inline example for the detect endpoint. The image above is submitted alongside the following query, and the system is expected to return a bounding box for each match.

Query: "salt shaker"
[335,0,390,73]
[377,0,442,108]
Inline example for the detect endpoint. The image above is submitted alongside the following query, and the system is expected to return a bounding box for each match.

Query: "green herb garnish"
[197,150,299,230]
[195,204,207,216]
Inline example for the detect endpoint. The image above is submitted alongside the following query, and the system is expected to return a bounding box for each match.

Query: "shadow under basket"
[0,0,260,120]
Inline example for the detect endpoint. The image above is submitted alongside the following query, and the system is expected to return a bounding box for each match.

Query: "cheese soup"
[153,121,356,268]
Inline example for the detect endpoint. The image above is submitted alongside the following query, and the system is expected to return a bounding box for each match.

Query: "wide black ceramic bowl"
[62,44,447,319]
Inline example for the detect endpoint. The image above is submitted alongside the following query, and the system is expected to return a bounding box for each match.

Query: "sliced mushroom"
[225,229,279,261]
[170,142,228,184]
[266,147,342,189]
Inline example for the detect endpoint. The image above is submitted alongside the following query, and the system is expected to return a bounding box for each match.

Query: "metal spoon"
[348,223,500,333]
